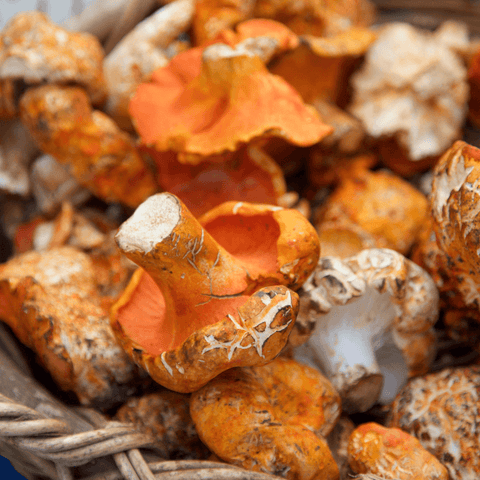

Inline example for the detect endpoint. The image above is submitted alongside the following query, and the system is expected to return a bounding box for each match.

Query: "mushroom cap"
[112,279,299,392]
[19,84,157,208]
[430,140,480,308]
[0,246,143,408]
[388,366,480,479]
[292,248,439,413]
[315,166,429,255]
[198,200,320,290]
[348,422,449,480]
[147,144,287,217]
[190,361,340,480]
[111,193,317,392]
[129,42,332,162]
[349,22,468,161]
[0,11,106,105]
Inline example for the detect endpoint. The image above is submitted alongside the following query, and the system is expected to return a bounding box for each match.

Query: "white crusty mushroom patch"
[202,290,293,360]
[293,249,439,413]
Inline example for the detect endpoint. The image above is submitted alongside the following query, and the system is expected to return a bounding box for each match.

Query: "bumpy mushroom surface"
[0,246,144,408]
[129,42,332,164]
[348,422,449,480]
[19,84,157,208]
[388,366,480,480]
[293,248,439,413]
[430,140,480,309]
[111,193,319,391]
[190,358,340,480]
[349,22,468,163]
[0,11,106,108]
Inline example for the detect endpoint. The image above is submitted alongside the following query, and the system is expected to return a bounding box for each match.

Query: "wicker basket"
[1,1,479,479]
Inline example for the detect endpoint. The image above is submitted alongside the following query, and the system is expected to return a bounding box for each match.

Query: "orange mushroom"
[111,193,320,392]
[190,359,340,480]
[129,42,332,165]
[348,422,449,480]
[19,84,157,208]
[314,164,429,256]
[0,246,145,408]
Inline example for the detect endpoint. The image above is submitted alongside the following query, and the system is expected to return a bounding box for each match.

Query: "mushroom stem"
[304,328,383,413]
[115,193,251,352]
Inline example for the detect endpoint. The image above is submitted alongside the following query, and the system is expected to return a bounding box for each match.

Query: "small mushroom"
[349,22,468,168]
[0,11,106,111]
[19,84,158,208]
[111,193,319,391]
[129,42,332,164]
[348,422,449,480]
[103,0,195,130]
[388,366,480,479]
[190,359,340,480]
[0,246,146,408]
[115,390,209,459]
[314,165,429,256]
[293,249,439,413]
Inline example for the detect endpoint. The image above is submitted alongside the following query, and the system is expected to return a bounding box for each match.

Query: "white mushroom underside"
[295,287,408,402]
[115,193,181,254]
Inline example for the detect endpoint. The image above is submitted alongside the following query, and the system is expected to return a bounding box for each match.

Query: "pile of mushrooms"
[2,1,480,479]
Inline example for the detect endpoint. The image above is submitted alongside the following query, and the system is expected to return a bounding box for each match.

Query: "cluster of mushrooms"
[2,1,480,479]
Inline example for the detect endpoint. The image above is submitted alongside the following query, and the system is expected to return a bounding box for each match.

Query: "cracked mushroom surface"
[293,248,439,413]
[19,84,157,209]
[348,422,449,480]
[0,11,106,110]
[349,22,468,164]
[0,246,144,408]
[388,366,480,479]
[190,358,340,480]
[110,193,320,392]
[430,140,480,309]
[129,42,332,164]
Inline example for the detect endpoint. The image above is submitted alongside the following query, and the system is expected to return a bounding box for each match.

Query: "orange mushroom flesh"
[148,144,286,217]
[111,193,318,391]
[129,42,332,163]
[19,84,157,208]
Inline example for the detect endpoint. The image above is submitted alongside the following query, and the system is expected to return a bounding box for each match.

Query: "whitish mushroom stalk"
[103,0,194,129]
[0,120,39,196]
[349,22,468,161]
[293,248,439,414]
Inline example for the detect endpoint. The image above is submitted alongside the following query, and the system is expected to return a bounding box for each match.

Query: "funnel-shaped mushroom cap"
[293,249,439,413]
[430,140,480,308]
[129,42,332,163]
[111,193,320,391]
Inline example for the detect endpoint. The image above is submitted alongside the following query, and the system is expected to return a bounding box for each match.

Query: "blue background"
[0,456,28,479]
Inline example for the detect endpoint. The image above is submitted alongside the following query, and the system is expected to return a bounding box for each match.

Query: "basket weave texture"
[1,1,479,479]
